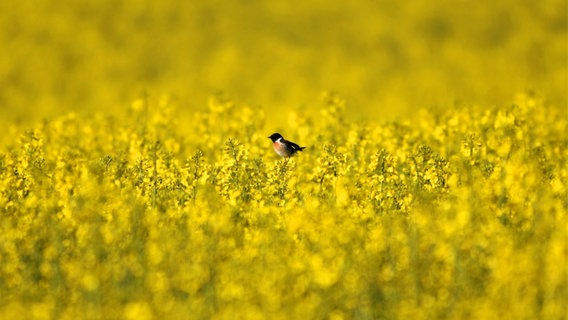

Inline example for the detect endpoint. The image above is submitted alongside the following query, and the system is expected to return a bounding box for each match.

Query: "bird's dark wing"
[287,141,305,152]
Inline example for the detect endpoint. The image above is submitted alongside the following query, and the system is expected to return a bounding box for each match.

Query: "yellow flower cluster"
[0,93,565,319]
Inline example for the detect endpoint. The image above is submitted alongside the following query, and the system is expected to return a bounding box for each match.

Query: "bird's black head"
[268,133,283,142]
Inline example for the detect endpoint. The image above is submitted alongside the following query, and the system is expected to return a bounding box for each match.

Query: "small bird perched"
[268,133,306,158]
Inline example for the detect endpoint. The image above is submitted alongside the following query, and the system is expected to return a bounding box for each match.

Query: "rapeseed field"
[1,92,566,319]
[1,0,566,319]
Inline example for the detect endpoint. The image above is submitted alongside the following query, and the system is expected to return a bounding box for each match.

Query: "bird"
[268,133,306,158]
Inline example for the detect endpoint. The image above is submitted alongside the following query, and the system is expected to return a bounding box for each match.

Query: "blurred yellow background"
[0,0,566,125]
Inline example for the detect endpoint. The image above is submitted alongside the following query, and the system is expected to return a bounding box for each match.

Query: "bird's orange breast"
[273,141,290,157]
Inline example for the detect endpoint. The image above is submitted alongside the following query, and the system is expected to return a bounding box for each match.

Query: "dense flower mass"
[0,93,565,319]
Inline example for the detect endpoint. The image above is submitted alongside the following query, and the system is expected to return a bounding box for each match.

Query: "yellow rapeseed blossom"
[0,92,566,319]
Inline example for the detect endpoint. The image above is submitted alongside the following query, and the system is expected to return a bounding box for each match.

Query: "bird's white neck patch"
[276,137,283,142]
